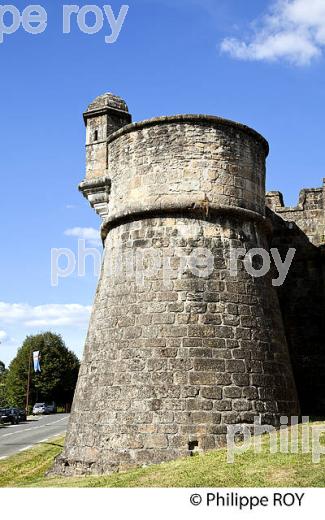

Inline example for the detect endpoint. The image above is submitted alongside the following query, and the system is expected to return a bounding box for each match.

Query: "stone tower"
[53,93,299,476]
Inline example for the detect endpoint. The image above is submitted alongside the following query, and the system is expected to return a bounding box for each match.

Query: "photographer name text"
[0,4,129,44]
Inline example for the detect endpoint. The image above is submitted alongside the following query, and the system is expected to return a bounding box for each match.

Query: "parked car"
[8,408,22,424]
[0,408,20,425]
[46,402,57,414]
[17,408,27,422]
[32,403,47,415]
[32,402,56,415]
[0,408,8,424]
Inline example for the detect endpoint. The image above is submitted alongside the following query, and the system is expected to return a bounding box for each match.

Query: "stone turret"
[52,93,299,476]
[79,93,132,219]
[84,92,131,179]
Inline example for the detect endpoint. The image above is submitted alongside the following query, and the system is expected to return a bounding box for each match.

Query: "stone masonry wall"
[55,215,298,475]
[266,183,325,415]
[106,116,267,223]
[266,181,325,246]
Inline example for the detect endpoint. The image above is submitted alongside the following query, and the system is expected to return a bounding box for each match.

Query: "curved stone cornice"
[101,201,272,242]
[106,114,269,156]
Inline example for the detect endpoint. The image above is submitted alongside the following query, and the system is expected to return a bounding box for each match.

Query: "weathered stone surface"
[51,93,300,477]
[266,183,325,415]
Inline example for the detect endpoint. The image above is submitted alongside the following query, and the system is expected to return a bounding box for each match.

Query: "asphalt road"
[0,413,69,460]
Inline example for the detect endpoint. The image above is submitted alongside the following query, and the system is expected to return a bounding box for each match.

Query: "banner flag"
[33,351,41,372]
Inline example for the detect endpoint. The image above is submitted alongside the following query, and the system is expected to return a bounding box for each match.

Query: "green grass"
[0,438,63,487]
[1,422,325,487]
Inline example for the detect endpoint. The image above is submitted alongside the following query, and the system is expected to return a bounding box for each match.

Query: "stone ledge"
[83,106,132,124]
[101,202,272,241]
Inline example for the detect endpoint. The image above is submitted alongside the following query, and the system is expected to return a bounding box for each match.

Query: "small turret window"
[94,130,98,142]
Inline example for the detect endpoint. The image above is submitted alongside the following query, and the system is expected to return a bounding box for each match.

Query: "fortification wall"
[266,182,325,415]
[266,181,325,246]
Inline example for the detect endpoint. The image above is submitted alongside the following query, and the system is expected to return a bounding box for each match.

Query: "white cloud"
[64,227,101,246]
[0,305,91,365]
[0,330,7,341]
[0,330,17,351]
[0,302,92,328]
[221,0,325,65]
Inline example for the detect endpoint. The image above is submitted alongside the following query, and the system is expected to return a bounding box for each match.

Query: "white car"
[32,403,47,415]
[32,402,56,415]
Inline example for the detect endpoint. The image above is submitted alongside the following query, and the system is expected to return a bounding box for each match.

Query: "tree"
[5,333,80,409]
[0,361,8,407]
[0,360,5,375]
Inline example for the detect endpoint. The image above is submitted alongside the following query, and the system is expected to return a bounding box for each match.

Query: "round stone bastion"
[51,93,299,476]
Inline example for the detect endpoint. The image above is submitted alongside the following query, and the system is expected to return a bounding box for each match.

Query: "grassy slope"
[0,438,63,487]
[0,423,325,487]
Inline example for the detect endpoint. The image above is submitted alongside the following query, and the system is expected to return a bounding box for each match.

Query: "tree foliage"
[0,361,5,375]
[5,333,80,409]
[0,360,8,407]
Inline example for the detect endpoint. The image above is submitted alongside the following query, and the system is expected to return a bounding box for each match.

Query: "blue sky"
[1,0,324,366]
